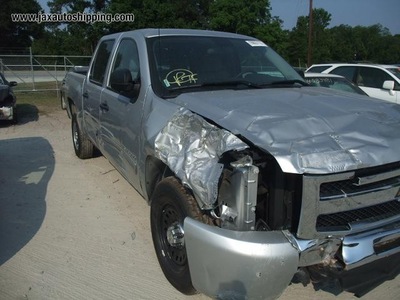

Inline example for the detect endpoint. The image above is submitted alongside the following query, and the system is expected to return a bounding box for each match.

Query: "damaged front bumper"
[184,218,299,300]
[184,216,400,299]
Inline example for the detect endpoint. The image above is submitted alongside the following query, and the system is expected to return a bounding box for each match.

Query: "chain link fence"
[0,48,91,93]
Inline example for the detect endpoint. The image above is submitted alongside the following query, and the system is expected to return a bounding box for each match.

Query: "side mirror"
[382,80,395,96]
[9,81,17,87]
[110,68,140,99]
[383,80,395,90]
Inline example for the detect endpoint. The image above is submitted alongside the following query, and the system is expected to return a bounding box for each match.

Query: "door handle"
[100,102,109,111]
[83,92,89,98]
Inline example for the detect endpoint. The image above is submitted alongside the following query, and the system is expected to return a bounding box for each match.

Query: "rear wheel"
[150,177,208,295]
[71,114,94,159]
[60,92,66,110]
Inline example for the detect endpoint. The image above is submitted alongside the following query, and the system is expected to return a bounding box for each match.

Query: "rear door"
[356,66,399,103]
[83,39,115,144]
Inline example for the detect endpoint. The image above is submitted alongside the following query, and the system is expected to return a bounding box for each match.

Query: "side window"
[358,67,393,89]
[330,66,357,83]
[307,66,331,73]
[110,38,140,83]
[89,39,115,85]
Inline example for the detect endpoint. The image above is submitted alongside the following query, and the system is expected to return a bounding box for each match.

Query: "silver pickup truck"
[65,29,400,300]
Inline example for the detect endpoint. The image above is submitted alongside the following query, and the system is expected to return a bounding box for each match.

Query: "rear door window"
[330,66,357,83]
[358,67,393,89]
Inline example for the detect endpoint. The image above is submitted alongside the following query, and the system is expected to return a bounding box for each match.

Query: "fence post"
[30,47,36,90]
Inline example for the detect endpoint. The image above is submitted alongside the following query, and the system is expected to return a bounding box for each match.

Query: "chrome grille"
[297,163,400,239]
[317,200,400,231]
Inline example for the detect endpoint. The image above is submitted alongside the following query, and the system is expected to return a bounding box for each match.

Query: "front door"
[100,38,143,189]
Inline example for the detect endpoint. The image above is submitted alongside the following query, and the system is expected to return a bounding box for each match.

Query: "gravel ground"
[0,104,399,300]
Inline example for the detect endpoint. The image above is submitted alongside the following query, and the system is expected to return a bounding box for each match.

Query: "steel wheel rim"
[161,204,187,266]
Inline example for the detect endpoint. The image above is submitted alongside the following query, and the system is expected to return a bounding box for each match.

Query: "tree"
[208,0,271,36]
[328,25,357,62]
[286,8,332,66]
[0,0,44,50]
[33,0,107,54]
[286,16,308,67]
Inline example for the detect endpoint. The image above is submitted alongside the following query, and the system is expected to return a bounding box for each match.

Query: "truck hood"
[169,87,400,174]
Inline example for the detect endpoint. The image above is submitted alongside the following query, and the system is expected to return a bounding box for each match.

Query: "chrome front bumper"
[341,219,400,269]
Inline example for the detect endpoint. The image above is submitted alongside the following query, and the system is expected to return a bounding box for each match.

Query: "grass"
[0,81,62,126]
[14,81,61,116]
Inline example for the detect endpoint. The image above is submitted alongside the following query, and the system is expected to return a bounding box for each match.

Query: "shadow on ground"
[16,104,39,124]
[0,137,54,265]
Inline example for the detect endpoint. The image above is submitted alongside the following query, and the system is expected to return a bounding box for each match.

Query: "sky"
[270,0,400,35]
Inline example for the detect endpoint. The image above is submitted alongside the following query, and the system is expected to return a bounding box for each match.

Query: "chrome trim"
[354,168,400,186]
[342,220,400,269]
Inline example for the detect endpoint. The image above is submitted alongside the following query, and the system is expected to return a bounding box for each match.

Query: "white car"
[306,63,400,103]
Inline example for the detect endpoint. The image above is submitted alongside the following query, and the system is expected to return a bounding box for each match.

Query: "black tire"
[151,177,207,295]
[71,114,94,159]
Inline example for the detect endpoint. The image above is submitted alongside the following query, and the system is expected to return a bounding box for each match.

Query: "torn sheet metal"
[155,108,248,209]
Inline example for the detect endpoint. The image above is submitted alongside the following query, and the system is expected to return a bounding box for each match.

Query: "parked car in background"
[304,73,368,96]
[0,73,18,124]
[306,63,400,103]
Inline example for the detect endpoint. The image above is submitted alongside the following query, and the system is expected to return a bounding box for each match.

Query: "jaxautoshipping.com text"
[11,12,135,24]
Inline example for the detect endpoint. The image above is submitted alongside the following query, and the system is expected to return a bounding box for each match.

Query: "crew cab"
[65,29,400,299]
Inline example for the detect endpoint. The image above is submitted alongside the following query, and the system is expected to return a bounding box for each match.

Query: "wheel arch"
[144,155,174,203]
[66,96,75,119]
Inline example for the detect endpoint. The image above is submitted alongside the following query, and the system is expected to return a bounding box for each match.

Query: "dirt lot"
[0,98,399,300]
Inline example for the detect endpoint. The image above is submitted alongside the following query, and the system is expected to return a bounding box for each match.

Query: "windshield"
[305,76,367,95]
[147,35,304,97]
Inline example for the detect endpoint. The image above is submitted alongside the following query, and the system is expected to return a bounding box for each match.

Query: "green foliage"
[209,0,271,35]
[0,0,44,49]
[21,0,400,65]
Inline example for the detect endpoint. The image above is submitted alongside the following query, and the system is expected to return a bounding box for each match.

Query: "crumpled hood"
[169,87,400,174]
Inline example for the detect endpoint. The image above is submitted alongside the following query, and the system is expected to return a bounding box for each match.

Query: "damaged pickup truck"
[67,29,400,299]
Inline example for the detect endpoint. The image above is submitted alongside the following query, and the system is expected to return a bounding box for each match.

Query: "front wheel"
[71,114,94,159]
[151,177,206,295]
